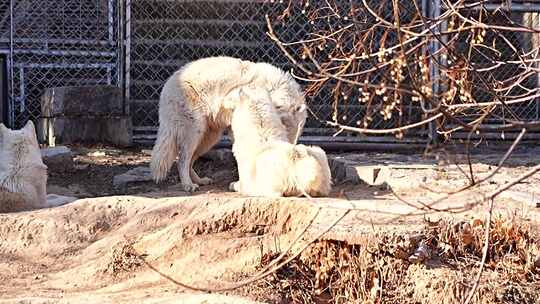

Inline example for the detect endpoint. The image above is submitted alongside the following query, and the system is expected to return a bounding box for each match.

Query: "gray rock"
[345,165,391,186]
[113,166,153,188]
[201,148,234,163]
[41,146,74,172]
[46,194,78,207]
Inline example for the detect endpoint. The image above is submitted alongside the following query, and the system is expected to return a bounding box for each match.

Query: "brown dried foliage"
[254,218,540,303]
[267,1,540,137]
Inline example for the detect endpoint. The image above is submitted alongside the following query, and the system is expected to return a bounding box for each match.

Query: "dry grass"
[103,241,143,277]
[249,217,540,304]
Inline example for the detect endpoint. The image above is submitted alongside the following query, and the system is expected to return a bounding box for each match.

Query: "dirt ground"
[45,145,237,198]
[1,145,539,303]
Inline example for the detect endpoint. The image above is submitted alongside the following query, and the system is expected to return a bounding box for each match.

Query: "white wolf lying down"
[0,121,48,212]
[150,56,307,192]
[229,87,332,198]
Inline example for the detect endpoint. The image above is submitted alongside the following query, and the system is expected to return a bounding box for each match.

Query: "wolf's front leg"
[229,180,242,192]
[230,152,256,194]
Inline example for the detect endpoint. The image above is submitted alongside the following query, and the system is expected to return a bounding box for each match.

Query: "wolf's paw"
[229,181,240,192]
[198,177,213,185]
[182,183,200,192]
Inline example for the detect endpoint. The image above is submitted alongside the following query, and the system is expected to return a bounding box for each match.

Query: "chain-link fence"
[128,1,540,143]
[461,9,540,124]
[1,0,539,143]
[127,0,300,141]
[127,0,427,142]
[0,0,121,128]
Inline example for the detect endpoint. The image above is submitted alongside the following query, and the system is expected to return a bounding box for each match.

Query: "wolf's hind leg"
[190,169,212,185]
[191,128,224,185]
[176,117,206,192]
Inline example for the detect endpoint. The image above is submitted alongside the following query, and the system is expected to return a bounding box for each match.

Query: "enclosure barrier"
[0,0,538,145]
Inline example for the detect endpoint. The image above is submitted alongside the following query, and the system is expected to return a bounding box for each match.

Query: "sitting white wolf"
[229,87,332,198]
[0,121,48,212]
[0,121,75,213]
[150,56,307,192]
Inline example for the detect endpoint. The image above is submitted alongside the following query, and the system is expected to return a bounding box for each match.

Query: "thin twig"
[130,208,350,293]
[463,197,495,304]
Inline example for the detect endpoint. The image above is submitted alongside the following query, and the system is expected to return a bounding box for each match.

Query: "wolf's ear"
[0,123,7,135]
[22,120,39,145]
[22,120,36,135]
[0,123,7,142]
[295,144,309,157]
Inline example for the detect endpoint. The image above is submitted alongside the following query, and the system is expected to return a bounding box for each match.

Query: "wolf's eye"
[295,104,307,113]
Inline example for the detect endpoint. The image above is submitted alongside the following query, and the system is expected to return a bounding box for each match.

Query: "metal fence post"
[117,0,126,115]
[7,0,14,127]
[423,0,441,145]
[526,11,540,120]
[124,0,131,110]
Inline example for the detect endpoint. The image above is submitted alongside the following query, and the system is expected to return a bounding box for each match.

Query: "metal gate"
[0,0,122,128]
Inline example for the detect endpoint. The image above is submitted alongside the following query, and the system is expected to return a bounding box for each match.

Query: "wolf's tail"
[150,116,180,183]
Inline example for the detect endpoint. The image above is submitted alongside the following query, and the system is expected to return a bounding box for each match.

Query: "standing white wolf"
[0,121,48,212]
[229,87,332,198]
[150,56,307,192]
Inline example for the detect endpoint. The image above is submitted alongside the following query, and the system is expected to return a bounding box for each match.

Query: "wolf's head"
[0,121,44,168]
[0,120,47,208]
[267,77,307,144]
[231,86,289,143]
[248,62,308,144]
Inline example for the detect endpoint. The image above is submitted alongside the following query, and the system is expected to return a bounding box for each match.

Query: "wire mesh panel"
[129,0,287,141]
[0,1,8,45]
[2,0,121,128]
[0,0,538,142]
[453,8,540,124]
[129,0,540,143]
[128,0,427,142]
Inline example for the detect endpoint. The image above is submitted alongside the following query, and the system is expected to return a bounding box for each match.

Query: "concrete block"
[38,116,132,147]
[329,154,435,187]
[500,190,540,208]
[41,86,124,117]
[41,146,74,172]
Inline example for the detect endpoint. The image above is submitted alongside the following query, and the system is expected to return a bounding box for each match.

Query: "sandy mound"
[1,190,538,303]
[0,193,325,303]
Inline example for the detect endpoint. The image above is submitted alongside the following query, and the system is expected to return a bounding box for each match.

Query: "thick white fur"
[230,87,332,198]
[0,121,48,212]
[150,56,307,192]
